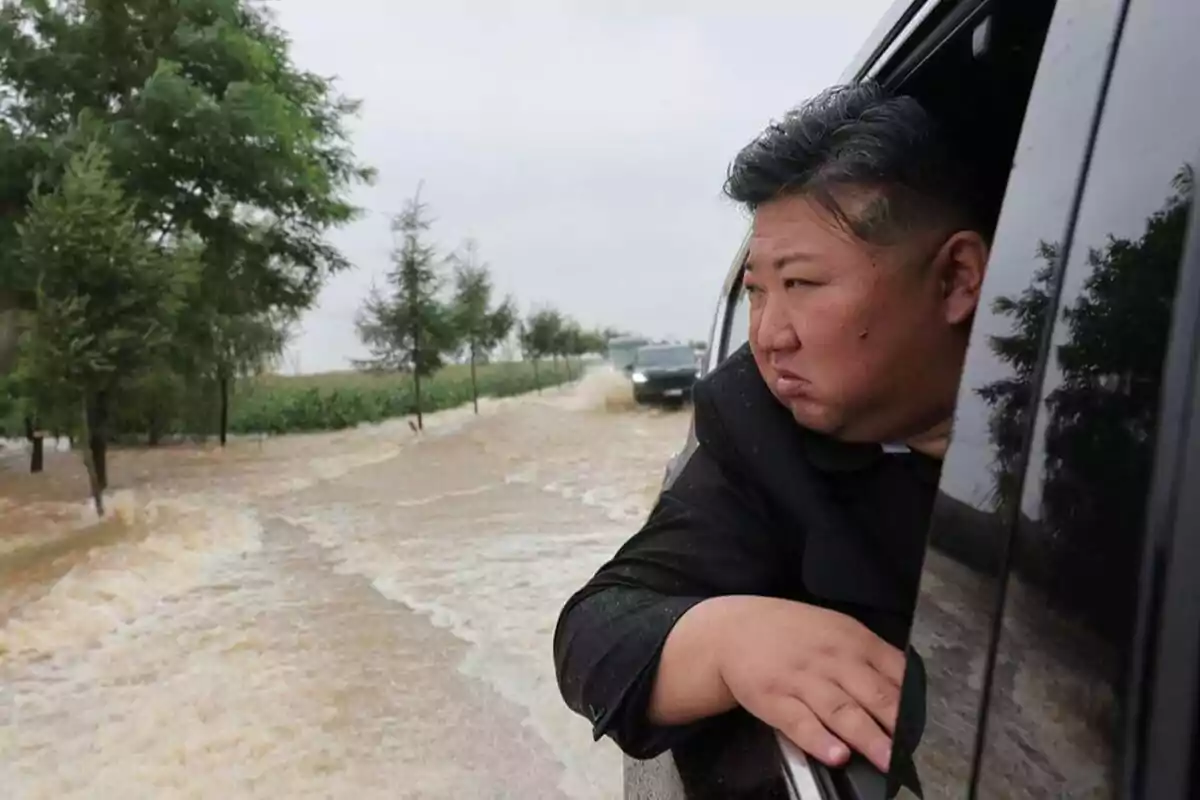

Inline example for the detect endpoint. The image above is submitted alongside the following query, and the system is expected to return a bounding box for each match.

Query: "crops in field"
[228,359,582,435]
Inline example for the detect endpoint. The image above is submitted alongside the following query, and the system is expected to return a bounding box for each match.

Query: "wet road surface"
[0,370,689,800]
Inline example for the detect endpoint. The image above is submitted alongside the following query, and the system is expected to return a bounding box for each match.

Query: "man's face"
[744,191,987,443]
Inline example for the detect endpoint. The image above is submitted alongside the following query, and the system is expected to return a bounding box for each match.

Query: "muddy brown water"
[0,367,1109,799]
[0,369,689,800]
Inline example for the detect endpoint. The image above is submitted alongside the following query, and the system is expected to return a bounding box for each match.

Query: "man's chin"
[780,396,841,435]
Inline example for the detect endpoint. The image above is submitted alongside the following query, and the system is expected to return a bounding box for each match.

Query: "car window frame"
[1134,158,1200,800]
[707,234,751,372]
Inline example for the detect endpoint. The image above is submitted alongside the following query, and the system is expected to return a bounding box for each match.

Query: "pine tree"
[449,240,516,414]
[16,143,192,513]
[355,188,453,430]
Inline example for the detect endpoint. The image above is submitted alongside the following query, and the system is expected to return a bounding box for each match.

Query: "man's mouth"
[773,370,809,398]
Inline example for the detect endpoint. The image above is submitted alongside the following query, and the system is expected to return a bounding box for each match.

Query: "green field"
[228,358,582,435]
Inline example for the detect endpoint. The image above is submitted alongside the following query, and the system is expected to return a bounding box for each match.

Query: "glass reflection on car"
[970,167,1193,800]
[896,2,1126,796]
[973,0,1200,786]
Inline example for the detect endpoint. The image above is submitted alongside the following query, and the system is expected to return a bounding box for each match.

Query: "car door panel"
[1137,195,1200,798]
[894,0,1127,797]
[972,0,1200,797]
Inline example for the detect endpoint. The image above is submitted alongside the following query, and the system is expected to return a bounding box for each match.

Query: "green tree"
[448,239,517,414]
[520,307,565,392]
[578,328,608,358]
[354,189,453,431]
[208,309,293,445]
[16,143,192,514]
[553,318,585,380]
[0,0,372,441]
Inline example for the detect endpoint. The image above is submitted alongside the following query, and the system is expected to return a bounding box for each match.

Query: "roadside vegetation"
[0,0,625,514]
[229,359,583,436]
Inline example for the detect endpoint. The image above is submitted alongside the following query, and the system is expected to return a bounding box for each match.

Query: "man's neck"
[905,418,953,460]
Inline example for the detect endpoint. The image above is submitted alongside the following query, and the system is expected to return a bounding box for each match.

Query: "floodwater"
[0,368,690,800]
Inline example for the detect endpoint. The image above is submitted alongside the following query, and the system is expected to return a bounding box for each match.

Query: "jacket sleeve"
[552,383,784,759]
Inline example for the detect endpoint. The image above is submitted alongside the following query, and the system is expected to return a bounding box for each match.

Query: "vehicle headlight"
[631,372,648,384]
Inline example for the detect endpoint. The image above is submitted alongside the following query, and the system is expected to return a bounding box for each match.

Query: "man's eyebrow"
[744,251,820,272]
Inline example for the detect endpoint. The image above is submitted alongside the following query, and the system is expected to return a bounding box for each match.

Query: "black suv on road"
[626,0,1200,798]
[627,344,701,406]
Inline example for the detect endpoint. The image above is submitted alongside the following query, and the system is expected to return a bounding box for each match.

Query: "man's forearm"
[647,596,741,726]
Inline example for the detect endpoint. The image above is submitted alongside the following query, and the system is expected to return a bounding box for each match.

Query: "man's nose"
[754,294,799,353]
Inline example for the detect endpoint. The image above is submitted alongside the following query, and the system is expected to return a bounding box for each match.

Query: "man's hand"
[712,596,906,772]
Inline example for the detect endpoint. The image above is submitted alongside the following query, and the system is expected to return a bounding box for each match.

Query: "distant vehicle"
[628,344,700,406]
[606,336,650,372]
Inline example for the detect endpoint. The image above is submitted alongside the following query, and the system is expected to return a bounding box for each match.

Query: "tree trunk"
[470,343,479,415]
[219,373,230,447]
[87,390,109,491]
[564,354,574,380]
[80,395,104,516]
[148,408,162,447]
[25,415,43,474]
[415,371,424,431]
[533,358,541,394]
[412,316,427,431]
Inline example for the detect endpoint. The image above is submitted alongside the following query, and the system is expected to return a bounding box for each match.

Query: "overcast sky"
[273,1,894,373]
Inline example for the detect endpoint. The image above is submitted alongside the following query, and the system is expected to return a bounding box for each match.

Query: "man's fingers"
[833,662,901,734]
[770,697,851,768]
[868,641,907,688]
[800,675,893,772]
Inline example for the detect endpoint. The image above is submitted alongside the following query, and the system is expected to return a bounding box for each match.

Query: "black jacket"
[553,345,938,797]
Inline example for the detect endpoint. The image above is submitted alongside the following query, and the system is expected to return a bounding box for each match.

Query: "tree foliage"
[0,0,651,493]
[15,143,193,510]
[448,239,516,413]
[0,0,372,485]
[354,190,455,429]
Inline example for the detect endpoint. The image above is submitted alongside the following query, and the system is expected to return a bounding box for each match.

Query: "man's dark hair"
[724,82,992,245]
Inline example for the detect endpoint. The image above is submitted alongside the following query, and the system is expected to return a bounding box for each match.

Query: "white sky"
[273,1,894,373]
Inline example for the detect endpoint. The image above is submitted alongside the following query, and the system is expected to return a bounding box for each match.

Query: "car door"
[877,1,1129,798]
[962,0,1200,797]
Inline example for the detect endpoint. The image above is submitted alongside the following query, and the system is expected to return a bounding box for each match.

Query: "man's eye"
[784,278,819,290]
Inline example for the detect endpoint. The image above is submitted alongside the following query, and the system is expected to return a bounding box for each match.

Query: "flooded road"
[0,369,690,800]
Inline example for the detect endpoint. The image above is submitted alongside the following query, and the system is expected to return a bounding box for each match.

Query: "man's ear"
[936,230,989,325]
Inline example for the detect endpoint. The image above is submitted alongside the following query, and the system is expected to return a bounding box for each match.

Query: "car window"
[636,346,696,368]
[895,0,1127,796]
[724,276,751,359]
[973,0,1200,796]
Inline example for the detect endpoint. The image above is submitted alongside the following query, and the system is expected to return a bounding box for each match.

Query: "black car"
[627,344,700,405]
[627,0,1200,798]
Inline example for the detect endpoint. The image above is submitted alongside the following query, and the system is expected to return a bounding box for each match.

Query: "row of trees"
[355,189,610,429]
[0,0,372,514]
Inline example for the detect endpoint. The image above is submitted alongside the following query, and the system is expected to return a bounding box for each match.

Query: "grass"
[228,358,581,435]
